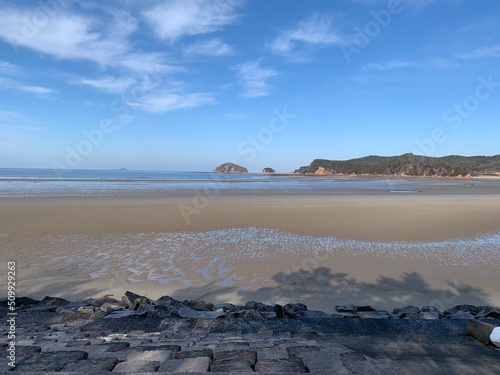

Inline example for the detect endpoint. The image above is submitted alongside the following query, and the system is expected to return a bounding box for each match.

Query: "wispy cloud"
[0,6,171,74]
[233,59,278,98]
[455,45,500,59]
[269,13,346,60]
[17,85,55,95]
[127,92,216,113]
[73,76,136,94]
[143,0,243,42]
[350,0,438,8]
[0,60,18,72]
[183,38,234,57]
[361,59,415,71]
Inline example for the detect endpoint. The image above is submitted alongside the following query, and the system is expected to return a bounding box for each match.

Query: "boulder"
[274,304,284,319]
[40,296,70,306]
[245,300,273,311]
[420,311,441,320]
[283,303,308,318]
[467,320,498,345]
[444,305,478,316]
[177,307,226,319]
[213,303,237,312]
[356,311,392,319]
[393,305,420,319]
[335,304,357,313]
[447,311,475,320]
[121,291,143,310]
[215,162,248,173]
[155,295,183,308]
[476,306,500,320]
[182,300,214,311]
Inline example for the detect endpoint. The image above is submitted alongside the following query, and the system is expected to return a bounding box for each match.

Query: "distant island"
[215,162,248,173]
[262,167,275,173]
[295,153,500,177]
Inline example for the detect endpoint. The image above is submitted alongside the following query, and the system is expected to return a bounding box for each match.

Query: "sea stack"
[262,167,275,173]
[215,162,248,173]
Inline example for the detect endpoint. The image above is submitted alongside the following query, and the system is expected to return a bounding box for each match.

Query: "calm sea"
[0,168,499,197]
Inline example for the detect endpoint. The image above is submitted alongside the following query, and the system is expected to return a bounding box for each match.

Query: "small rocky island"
[262,167,275,173]
[215,162,248,173]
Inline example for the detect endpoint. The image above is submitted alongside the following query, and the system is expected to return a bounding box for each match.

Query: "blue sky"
[1,0,499,172]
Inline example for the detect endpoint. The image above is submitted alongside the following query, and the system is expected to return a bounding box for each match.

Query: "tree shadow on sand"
[171,266,492,311]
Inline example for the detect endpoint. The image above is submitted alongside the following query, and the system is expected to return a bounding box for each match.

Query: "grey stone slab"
[255,357,308,372]
[467,320,497,345]
[61,357,119,372]
[111,360,160,372]
[126,349,173,362]
[174,349,213,360]
[158,357,211,372]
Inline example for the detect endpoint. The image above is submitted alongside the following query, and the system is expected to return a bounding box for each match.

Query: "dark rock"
[283,303,308,318]
[331,312,355,318]
[121,291,143,309]
[476,306,500,319]
[175,349,213,360]
[182,299,214,311]
[212,350,257,372]
[302,310,334,319]
[215,162,248,173]
[262,167,276,174]
[256,357,307,372]
[240,310,265,319]
[444,305,479,316]
[213,303,237,312]
[335,304,357,313]
[447,311,475,320]
[394,305,420,319]
[274,304,284,319]
[105,342,130,352]
[178,307,226,318]
[356,305,377,312]
[104,309,148,319]
[62,357,118,372]
[40,296,70,306]
[0,296,40,308]
[83,295,119,307]
[15,351,88,372]
[245,300,273,311]
[467,320,497,345]
[420,311,441,320]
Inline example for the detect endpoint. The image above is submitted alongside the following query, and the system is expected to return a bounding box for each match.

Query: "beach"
[1,192,500,312]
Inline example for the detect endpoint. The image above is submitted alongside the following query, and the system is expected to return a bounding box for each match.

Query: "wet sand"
[1,194,500,311]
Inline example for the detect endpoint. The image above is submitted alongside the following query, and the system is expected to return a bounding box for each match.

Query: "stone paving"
[1,313,403,373]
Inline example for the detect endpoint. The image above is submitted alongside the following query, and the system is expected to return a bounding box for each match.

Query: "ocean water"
[1,168,499,197]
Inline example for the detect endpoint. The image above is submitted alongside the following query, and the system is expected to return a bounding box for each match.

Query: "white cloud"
[144,0,243,42]
[127,91,215,113]
[74,76,136,94]
[269,13,346,59]
[361,60,415,71]
[456,45,500,59]
[0,60,18,72]
[350,0,438,7]
[18,85,55,95]
[233,59,278,98]
[183,38,234,57]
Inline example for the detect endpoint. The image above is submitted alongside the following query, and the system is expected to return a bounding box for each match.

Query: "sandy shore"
[1,195,499,312]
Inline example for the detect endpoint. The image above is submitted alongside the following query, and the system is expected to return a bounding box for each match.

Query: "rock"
[104,309,148,319]
[467,320,498,345]
[177,307,226,318]
[105,342,131,352]
[175,349,214,360]
[83,295,119,307]
[262,167,276,173]
[182,299,214,311]
[302,310,334,319]
[121,291,143,309]
[420,311,441,320]
[158,357,211,372]
[490,327,500,348]
[100,302,123,313]
[212,350,257,372]
[155,295,183,308]
[444,304,479,316]
[336,304,376,313]
[213,303,237,312]
[335,304,357,313]
[77,306,95,314]
[240,310,265,319]
[274,304,284,319]
[215,162,248,173]
[283,303,308,318]
[331,312,355,318]
[256,357,307,372]
[63,357,119,372]
[393,305,420,319]
[245,300,273,311]
[40,296,70,306]
[356,311,392,319]
[447,311,475,320]
[476,306,500,319]
[0,296,39,308]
